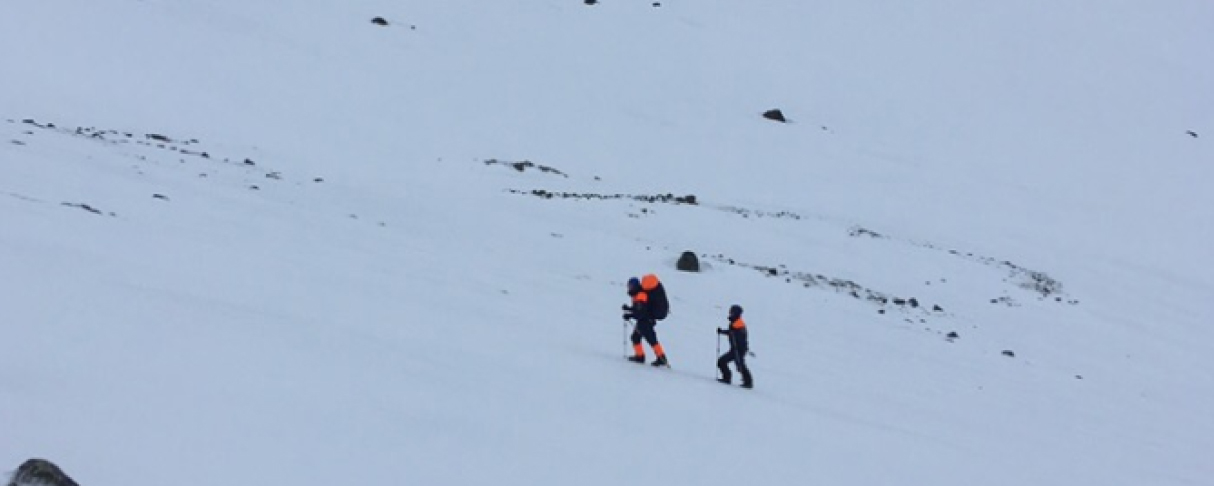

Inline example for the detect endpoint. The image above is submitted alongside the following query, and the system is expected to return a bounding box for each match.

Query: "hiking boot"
[651,355,669,367]
[741,381,754,389]
[627,355,645,364]
[717,377,731,385]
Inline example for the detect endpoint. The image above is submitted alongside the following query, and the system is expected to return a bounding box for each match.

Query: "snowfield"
[2,1,1212,485]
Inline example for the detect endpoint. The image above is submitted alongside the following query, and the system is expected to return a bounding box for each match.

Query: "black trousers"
[718,347,752,384]
[630,319,659,346]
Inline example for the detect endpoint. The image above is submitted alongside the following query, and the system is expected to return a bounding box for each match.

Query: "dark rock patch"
[849,226,884,238]
[61,202,104,215]
[485,159,569,178]
[511,189,698,205]
[762,109,787,123]
[9,458,80,486]
[1002,350,1015,358]
[371,17,389,26]
[677,251,700,272]
[719,205,802,220]
[1186,130,1198,138]
[990,296,1018,306]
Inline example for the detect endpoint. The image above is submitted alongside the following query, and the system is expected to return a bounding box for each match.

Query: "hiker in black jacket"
[717,304,753,388]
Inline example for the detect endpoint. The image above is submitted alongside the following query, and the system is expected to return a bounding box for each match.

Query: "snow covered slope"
[2,1,1212,485]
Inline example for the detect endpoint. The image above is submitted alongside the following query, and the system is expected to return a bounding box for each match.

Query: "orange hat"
[641,274,659,291]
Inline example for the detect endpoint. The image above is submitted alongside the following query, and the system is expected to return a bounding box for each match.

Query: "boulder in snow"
[762,109,787,123]
[8,459,80,486]
[676,251,700,272]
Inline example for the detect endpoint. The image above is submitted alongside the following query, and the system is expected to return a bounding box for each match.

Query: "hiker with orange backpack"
[621,274,671,367]
[717,304,753,388]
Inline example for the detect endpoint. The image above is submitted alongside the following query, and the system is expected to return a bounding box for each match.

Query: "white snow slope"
[2,1,1212,485]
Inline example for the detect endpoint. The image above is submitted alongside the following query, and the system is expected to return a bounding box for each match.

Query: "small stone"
[1002,350,1015,358]
[371,17,389,26]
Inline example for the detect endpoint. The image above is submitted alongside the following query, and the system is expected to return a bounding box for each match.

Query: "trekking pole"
[623,319,629,358]
[715,331,721,378]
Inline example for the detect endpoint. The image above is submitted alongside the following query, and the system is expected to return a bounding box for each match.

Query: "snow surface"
[2,1,1212,485]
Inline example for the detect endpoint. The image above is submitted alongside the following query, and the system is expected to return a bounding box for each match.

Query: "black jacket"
[721,316,749,351]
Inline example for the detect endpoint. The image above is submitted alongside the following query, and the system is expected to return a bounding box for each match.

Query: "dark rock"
[932,304,943,312]
[674,194,697,205]
[243,158,256,166]
[9,458,80,486]
[1002,350,1015,358]
[652,2,661,6]
[908,298,919,308]
[153,194,169,201]
[762,109,787,123]
[878,309,885,314]
[61,202,102,215]
[1186,130,1198,138]
[584,0,597,4]
[946,331,959,340]
[676,251,700,272]
[849,227,883,238]
[147,133,170,142]
[371,17,389,26]
[314,177,324,183]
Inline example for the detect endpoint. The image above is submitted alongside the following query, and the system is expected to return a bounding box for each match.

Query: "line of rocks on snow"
[483,158,569,178]
[7,117,335,217]
[847,225,1077,305]
[510,182,1076,309]
[509,189,699,205]
[700,252,945,317]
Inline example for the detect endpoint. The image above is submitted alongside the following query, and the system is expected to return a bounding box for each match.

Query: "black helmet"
[728,304,743,318]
